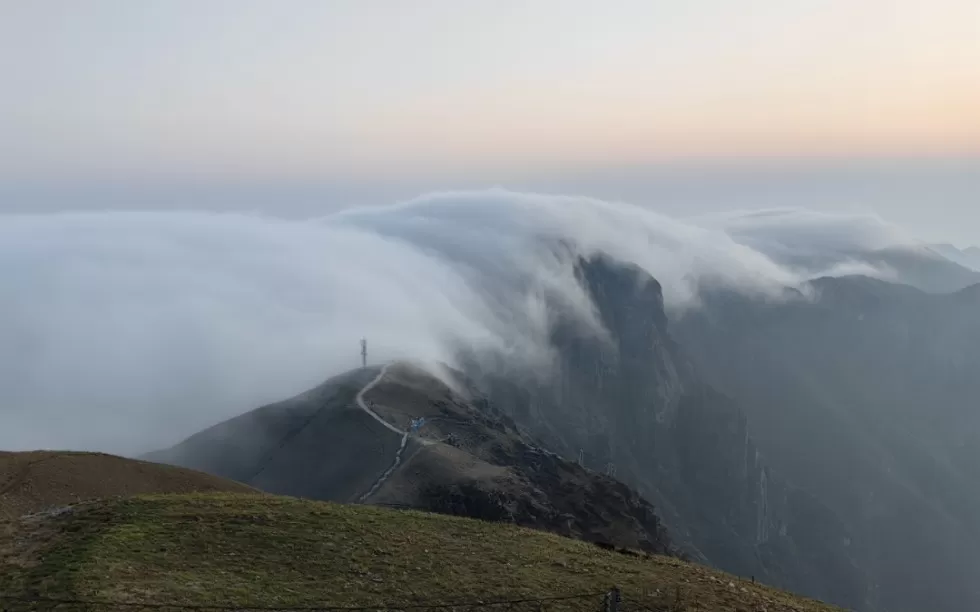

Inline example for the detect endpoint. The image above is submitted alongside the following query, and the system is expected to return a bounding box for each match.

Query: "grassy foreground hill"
[0,493,840,611]
[0,451,254,520]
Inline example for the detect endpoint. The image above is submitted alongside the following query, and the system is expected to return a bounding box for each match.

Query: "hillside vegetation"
[0,451,253,520]
[0,493,839,611]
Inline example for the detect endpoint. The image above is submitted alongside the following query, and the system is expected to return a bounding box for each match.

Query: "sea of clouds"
[0,189,914,454]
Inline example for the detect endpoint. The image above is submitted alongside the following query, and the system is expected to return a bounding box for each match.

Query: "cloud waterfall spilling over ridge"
[0,190,911,454]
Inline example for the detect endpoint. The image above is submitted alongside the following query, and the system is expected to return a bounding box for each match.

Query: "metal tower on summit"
[361,338,367,368]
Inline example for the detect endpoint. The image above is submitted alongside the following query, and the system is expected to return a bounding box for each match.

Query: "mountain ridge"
[467,255,870,609]
[929,243,980,272]
[145,361,675,556]
[144,252,980,612]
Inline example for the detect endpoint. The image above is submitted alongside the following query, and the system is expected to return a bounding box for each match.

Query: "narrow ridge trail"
[355,363,427,502]
[357,431,408,502]
[355,363,435,445]
[355,363,403,436]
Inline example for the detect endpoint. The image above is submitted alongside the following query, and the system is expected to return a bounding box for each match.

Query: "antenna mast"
[361,338,367,368]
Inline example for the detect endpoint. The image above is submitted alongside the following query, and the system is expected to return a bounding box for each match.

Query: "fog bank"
[0,190,915,454]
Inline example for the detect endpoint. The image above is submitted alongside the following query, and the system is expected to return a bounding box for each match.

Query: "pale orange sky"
[1,0,978,180]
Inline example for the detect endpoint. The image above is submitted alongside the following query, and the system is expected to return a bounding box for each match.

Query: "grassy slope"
[0,451,254,520]
[0,493,840,611]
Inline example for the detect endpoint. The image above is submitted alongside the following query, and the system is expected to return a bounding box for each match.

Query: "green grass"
[0,493,841,611]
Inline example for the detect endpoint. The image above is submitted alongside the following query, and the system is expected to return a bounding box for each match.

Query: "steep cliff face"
[673,276,980,612]
[471,256,870,610]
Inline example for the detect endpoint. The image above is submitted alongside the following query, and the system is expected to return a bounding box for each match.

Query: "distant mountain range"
[865,246,980,292]
[674,272,980,612]
[148,247,980,612]
[929,243,980,272]
[736,243,980,294]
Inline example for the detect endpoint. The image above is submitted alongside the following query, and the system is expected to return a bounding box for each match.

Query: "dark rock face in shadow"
[469,256,871,610]
[674,275,980,612]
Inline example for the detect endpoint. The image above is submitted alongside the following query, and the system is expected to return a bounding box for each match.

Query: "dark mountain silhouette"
[865,246,980,292]
[673,274,980,612]
[145,362,674,556]
[745,243,980,293]
[465,256,870,610]
[930,243,980,272]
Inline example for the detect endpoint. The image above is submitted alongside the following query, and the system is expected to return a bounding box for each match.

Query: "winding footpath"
[355,363,402,436]
[355,363,413,502]
[357,432,409,502]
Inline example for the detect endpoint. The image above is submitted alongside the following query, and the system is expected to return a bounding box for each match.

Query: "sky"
[0,0,978,242]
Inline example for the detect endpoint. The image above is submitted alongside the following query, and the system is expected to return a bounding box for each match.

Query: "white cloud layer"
[691,207,915,256]
[0,190,914,454]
